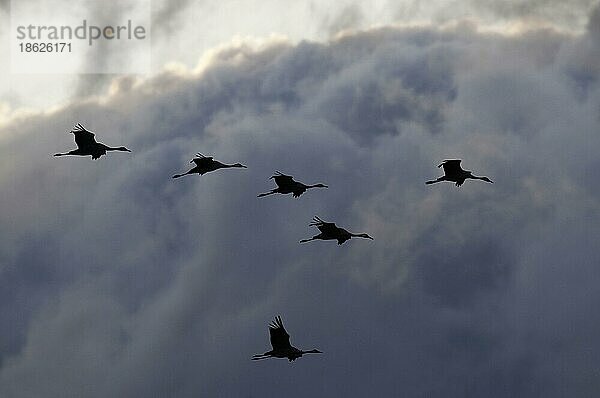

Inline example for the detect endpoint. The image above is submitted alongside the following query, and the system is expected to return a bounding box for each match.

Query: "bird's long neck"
[469,174,489,181]
[350,232,372,240]
[301,349,321,355]
[223,163,245,168]
[105,146,129,152]
[307,184,324,189]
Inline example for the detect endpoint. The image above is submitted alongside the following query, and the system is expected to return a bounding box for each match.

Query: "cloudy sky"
[1,1,600,397]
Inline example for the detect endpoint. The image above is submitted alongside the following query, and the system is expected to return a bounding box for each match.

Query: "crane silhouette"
[257,171,328,198]
[300,216,373,245]
[54,123,131,160]
[172,153,247,178]
[252,316,322,362]
[426,159,493,187]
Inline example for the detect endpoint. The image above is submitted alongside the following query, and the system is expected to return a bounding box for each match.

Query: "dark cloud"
[1,14,600,397]
[324,4,365,36]
[152,0,195,35]
[587,2,600,39]
[72,2,148,99]
[469,0,596,22]
[416,237,513,307]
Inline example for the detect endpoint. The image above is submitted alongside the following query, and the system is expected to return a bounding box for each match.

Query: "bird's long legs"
[172,169,195,179]
[425,176,446,185]
[300,235,320,243]
[53,150,77,157]
[257,189,278,197]
[251,354,271,360]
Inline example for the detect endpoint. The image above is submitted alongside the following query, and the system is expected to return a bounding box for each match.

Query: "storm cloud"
[1,7,600,397]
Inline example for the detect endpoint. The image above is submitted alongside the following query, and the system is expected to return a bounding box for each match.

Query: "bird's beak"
[367,235,374,240]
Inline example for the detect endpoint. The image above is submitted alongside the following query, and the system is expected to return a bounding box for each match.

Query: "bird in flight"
[172,153,247,179]
[426,159,493,187]
[257,171,328,198]
[252,316,322,362]
[54,123,131,160]
[300,216,373,245]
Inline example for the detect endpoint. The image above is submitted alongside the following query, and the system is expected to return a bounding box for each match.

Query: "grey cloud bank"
[1,0,597,111]
[1,8,600,397]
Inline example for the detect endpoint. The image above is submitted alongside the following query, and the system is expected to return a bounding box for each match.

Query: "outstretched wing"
[438,159,462,174]
[269,316,292,351]
[192,153,214,166]
[71,123,97,149]
[310,216,339,235]
[271,171,295,188]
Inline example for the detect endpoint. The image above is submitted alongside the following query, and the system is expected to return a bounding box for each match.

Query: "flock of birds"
[54,123,494,362]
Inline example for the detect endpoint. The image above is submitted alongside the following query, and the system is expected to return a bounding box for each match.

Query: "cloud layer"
[1,9,600,396]
[1,0,598,112]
